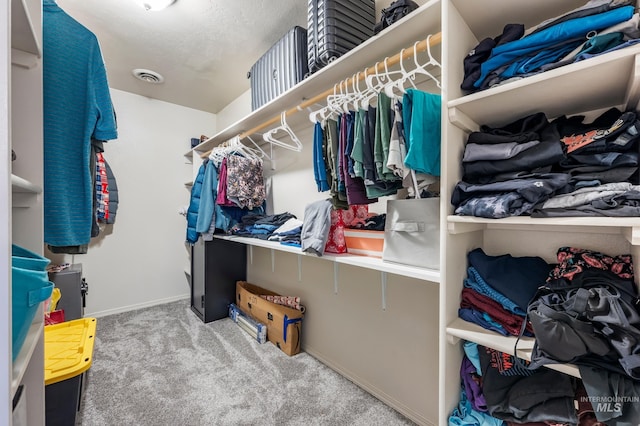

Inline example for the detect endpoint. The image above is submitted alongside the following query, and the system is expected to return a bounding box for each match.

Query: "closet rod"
[202,31,442,159]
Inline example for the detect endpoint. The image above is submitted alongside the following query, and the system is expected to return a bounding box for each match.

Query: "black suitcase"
[247,26,308,111]
[307,0,375,74]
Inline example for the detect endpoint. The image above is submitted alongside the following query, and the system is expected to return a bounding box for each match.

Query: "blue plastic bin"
[11,244,54,360]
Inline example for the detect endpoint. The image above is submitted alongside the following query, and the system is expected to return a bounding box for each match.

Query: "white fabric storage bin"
[383,198,440,270]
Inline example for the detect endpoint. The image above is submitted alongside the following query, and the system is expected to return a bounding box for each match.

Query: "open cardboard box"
[236,281,304,356]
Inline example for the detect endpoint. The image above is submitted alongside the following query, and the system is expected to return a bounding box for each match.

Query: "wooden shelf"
[214,235,441,283]
[446,317,581,378]
[189,0,442,154]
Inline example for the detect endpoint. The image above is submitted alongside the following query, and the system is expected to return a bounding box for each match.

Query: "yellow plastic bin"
[44,318,97,426]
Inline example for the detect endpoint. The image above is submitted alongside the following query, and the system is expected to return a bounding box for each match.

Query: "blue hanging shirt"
[43,0,118,247]
[402,89,441,176]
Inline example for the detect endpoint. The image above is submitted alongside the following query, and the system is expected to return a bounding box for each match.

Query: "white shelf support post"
[623,53,640,111]
[249,245,253,265]
[621,226,640,246]
[334,263,339,295]
[271,249,275,273]
[381,272,387,311]
[297,255,302,282]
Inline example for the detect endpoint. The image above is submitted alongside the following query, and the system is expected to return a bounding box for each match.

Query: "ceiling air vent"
[132,68,165,84]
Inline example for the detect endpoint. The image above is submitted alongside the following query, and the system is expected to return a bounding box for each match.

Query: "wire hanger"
[262,111,303,152]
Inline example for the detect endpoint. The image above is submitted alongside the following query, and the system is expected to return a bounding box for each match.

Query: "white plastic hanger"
[242,135,272,161]
[409,36,442,89]
[386,48,415,98]
[308,105,327,124]
[229,135,265,163]
[364,57,404,107]
[263,111,303,152]
[393,37,442,96]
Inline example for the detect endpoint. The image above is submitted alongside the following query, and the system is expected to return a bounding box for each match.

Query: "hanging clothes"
[313,121,330,192]
[43,0,118,250]
[342,111,376,205]
[95,152,109,224]
[350,109,367,179]
[325,119,348,209]
[374,91,395,181]
[186,163,206,244]
[104,160,119,225]
[364,100,402,199]
[215,157,236,207]
[403,88,441,177]
[225,155,266,210]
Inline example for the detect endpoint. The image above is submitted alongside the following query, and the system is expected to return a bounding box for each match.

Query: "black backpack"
[373,0,419,35]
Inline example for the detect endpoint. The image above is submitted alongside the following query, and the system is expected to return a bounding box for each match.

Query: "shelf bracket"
[249,245,253,265]
[297,255,302,282]
[447,334,461,345]
[271,249,275,273]
[11,48,39,69]
[381,272,387,311]
[624,53,640,111]
[334,263,339,295]
[448,107,479,133]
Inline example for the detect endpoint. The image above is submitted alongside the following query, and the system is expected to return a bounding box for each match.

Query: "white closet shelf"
[214,234,441,282]
[446,317,581,378]
[447,215,640,245]
[11,174,42,194]
[190,0,442,154]
[11,0,41,58]
[12,174,41,207]
[447,47,640,132]
[11,319,43,397]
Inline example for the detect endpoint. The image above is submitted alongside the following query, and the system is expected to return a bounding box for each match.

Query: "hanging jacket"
[186,162,206,244]
[104,160,119,225]
[196,159,216,233]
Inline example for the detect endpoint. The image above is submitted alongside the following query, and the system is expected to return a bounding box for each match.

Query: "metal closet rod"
[201,31,442,159]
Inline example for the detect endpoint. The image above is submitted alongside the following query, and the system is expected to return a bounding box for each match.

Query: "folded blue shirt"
[464,267,525,316]
[475,6,634,88]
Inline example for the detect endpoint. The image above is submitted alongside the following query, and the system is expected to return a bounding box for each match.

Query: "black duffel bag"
[374,0,419,34]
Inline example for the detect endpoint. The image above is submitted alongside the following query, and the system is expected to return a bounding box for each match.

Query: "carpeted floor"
[76,299,416,426]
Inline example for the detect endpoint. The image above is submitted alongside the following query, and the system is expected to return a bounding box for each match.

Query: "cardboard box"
[236,281,304,356]
[344,229,384,258]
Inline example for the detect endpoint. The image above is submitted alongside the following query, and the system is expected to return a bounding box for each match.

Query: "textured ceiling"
[56,0,308,113]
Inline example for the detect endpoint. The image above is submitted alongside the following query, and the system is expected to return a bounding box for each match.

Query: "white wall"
[215,88,251,131]
[46,89,215,316]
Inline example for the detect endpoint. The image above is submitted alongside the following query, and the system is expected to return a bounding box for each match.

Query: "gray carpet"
[76,299,416,426]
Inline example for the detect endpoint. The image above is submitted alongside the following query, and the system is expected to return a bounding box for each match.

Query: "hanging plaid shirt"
[96,152,109,222]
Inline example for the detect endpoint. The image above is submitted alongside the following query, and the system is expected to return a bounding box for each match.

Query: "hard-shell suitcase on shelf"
[307,0,375,74]
[247,26,308,111]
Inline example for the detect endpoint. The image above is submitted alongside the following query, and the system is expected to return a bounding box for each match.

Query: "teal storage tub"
[11,244,54,360]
